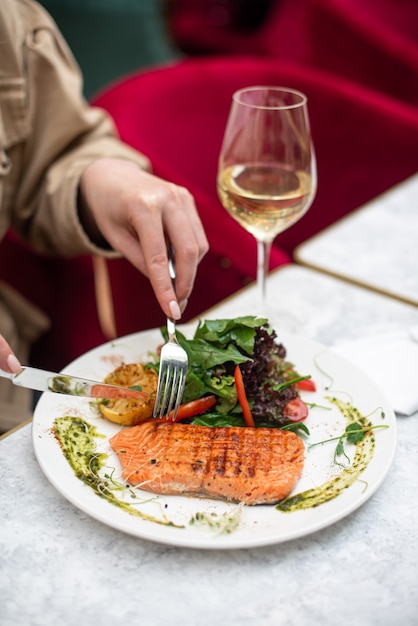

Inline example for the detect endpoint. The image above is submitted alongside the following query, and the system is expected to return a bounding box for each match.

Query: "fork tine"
[154,362,172,419]
[153,359,187,420]
[153,365,166,418]
[171,368,186,421]
[158,365,174,418]
[164,366,178,418]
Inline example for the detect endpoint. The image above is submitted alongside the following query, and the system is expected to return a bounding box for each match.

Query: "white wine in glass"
[217,86,317,322]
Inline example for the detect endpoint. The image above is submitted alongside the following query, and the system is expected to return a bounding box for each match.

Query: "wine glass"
[217,86,317,324]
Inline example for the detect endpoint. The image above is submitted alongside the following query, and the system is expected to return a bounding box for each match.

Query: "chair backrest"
[167,0,418,106]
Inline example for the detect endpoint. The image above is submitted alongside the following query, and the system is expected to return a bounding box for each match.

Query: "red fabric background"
[168,0,418,106]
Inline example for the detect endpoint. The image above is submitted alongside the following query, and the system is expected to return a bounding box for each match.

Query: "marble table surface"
[1,265,418,626]
[294,173,418,306]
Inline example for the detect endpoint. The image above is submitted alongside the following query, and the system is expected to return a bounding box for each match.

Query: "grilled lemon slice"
[98,363,158,426]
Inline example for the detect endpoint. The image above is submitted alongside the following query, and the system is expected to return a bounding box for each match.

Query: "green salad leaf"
[150,315,307,429]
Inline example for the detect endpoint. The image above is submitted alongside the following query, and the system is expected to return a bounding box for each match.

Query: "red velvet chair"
[0,231,110,370]
[167,0,418,106]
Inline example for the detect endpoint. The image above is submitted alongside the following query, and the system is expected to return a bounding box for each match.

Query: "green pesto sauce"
[53,416,183,528]
[277,397,376,512]
[190,505,243,534]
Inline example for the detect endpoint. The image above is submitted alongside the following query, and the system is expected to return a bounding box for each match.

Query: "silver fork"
[153,250,188,420]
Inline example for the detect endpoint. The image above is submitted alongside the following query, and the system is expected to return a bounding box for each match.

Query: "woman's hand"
[79,159,209,320]
[0,335,22,373]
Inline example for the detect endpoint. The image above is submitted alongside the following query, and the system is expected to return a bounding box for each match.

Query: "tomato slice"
[283,397,309,422]
[156,395,217,422]
[90,384,148,400]
[296,378,316,392]
[234,365,255,428]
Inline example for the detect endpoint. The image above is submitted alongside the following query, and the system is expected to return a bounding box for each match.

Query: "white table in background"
[294,173,418,306]
[1,265,417,626]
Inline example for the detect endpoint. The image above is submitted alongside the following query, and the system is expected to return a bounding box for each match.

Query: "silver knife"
[0,366,149,400]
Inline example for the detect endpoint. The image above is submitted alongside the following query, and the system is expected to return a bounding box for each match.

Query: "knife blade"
[0,366,149,400]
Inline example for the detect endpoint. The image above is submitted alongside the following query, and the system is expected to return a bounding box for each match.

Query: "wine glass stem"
[257,239,272,310]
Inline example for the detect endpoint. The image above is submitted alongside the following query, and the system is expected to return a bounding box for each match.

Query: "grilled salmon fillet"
[109,421,305,505]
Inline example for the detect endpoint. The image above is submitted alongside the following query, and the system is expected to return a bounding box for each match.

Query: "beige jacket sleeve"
[1,0,150,257]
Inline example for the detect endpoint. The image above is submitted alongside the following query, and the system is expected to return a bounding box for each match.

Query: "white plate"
[32,326,396,549]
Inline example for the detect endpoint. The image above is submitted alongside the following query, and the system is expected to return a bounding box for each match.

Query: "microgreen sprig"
[308,422,389,468]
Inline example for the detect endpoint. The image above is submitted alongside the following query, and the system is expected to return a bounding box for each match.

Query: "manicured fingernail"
[169,300,181,320]
[179,299,188,313]
[7,354,22,373]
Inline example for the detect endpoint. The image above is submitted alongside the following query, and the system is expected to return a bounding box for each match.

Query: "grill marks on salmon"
[109,421,305,505]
